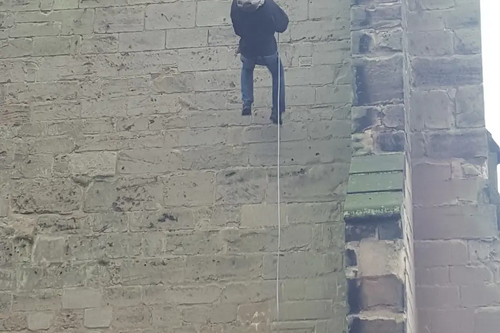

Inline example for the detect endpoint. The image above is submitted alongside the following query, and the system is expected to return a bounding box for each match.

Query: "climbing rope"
[275,31,281,331]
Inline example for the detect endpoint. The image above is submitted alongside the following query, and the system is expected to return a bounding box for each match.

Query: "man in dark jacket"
[230,0,289,125]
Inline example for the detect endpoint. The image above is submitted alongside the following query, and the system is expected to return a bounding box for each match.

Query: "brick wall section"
[0,0,352,331]
[344,0,416,332]
[401,0,500,332]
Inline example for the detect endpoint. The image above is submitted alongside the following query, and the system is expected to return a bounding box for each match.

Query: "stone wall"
[0,0,353,331]
[403,0,500,332]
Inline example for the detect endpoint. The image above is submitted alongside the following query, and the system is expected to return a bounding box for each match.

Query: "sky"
[481,0,498,142]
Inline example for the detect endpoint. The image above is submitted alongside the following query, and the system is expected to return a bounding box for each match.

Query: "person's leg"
[264,53,285,124]
[240,54,255,116]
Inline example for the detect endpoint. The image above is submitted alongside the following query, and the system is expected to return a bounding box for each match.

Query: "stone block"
[54,152,117,177]
[351,4,401,31]
[416,285,460,309]
[474,308,500,333]
[406,10,445,32]
[164,171,215,207]
[118,31,165,52]
[353,56,403,106]
[0,103,30,126]
[113,306,151,328]
[415,240,468,268]
[414,204,497,240]
[216,168,267,205]
[185,254,263,282]
[412,56,483,87]
[181,304,237,324]
[269,164,349,203]
[145,3,196,30]
[242,123,308,144]
[0,292,13,312]
[278,300,333,321]
[288,202,342,224]
[350,153,404,174]
[419,309,474,333]
[9,22,62,38]
[207,26,238,47]
[454,28,481,54]
[249,139,350,167]
[221,281,275,304]
[27,312,54,331]
[350,317,404,333]
[151,306,182,327]
[410,89,454,130]
[415,267,450,286]
[117,148,182,174]
[356,240,405,277]
[449,265,494,285]
[423,129,488,160]
[241,203,286,228]
[12,179,82,214]
[62,288,102,309]
[351,29,402,55]
[116,258,185,286]
[178,47,232,72]
[263,252,341,279]
[407,31,454,56]
[80,34,119,54]
[409,0,455,10]
[347,172,403,194]
[32,236,66,263]
[358,275,404,311]
[167,28,208,49]
[54,0,79,9]
[455,85,485,128]
[0,38,32,58]
[290,19,349,42]
[309,0,348,20]
[84,306,112,328]
[94,6,144,33]
[165,285,222,305]
[196,1,231,26]
[84,177,163,212]
[444,1,480,29]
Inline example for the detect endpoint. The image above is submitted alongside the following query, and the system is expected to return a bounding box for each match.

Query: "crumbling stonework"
[0,0,352,331]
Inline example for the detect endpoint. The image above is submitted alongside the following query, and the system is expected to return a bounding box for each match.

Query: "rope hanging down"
[275,31,282,331]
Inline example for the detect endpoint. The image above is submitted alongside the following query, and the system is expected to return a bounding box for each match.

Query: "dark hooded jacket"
[230,0,289,57]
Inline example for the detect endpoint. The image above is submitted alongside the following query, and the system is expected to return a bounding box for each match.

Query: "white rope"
[275,31,281,332]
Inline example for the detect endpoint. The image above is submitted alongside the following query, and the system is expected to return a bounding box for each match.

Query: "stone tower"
[0,0,496,332]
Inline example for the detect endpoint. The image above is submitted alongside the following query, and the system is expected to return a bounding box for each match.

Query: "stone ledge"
[345,153,404,222]
[344,191,402,221]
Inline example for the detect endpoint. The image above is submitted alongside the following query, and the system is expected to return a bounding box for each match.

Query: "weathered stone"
[84,177,163,212]
[347,172,403,194]
[412,56,483,87]
[27,312,54,331]
[350,317,404,333]
[84,307,112,328]
[407,31,454,56]
[80,34,119,54]
[62,288,102,309]
[54,152,117,177]
[376,131,405,152]
[164,171,215,207]
[424,129,488,160]
[145,3,196,29]
[216,168,268,205]
[406,10,445,32]
[113,306,151,328]
[410,89,454,130]
[455,85,485,128]
[351,4,401,30]
[354,56,403,106]
[12,179,82,214]
[94,6,144,33]
[32,235,66,263]
[33,36,73,56]
[119,31,165,52]
[0,38,32,58]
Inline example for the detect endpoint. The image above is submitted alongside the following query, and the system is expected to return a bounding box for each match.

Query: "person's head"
[237,0,265,13]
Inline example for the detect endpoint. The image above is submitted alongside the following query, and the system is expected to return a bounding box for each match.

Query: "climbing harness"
[275,31,282,330]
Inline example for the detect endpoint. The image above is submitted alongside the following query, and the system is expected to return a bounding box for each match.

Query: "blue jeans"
[240,53,285,114]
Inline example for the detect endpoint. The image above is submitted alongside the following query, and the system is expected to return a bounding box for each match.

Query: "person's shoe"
[242,105,251,116]
[270,111,283,125]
